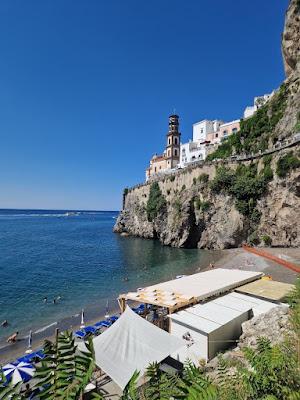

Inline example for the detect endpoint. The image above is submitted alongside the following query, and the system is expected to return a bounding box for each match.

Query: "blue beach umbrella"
[2,361,35,385]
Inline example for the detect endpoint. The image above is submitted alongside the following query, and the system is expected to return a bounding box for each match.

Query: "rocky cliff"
[282,0,300,78]
[114,0,300,250]
[114,146,300,249]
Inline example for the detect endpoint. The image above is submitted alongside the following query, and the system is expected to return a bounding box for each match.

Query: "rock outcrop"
[282,0,300,78]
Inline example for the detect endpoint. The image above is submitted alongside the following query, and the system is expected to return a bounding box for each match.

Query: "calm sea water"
[0,209,219,346]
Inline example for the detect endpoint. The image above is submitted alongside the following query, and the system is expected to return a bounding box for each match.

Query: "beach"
[1,244,299,365]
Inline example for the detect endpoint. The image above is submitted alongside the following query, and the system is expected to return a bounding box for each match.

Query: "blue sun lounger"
[109,315,118,323]
[94,320,111,328]
[75,330,86,339]
[83,326,97,335]
[17,350,45,364]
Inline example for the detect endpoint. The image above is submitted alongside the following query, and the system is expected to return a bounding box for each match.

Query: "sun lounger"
[109,315,118,323]
[94,320,111,328]
[75,330,86,339]
[83,326,97,335]
[17,350,45,364]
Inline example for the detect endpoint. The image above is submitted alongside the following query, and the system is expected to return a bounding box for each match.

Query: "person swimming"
[1,320,8,327]
[43,297,47,303]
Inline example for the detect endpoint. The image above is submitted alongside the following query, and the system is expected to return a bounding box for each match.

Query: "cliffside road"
[212,247,299,284]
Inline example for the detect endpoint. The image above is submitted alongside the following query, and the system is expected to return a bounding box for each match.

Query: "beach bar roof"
[118,269,263,313]
[91,306,185,390]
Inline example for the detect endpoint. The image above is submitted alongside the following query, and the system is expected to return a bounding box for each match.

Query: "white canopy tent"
[91,306,185,390]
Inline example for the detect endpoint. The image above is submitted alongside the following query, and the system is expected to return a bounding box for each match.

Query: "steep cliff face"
[114,0,300,250]
[114,147,300,249]
[282,0,300,78]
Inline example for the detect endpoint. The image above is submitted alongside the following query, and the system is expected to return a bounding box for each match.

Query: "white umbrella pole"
[105,300,110,319]
[25,330,33,354]
[80,309,85,328]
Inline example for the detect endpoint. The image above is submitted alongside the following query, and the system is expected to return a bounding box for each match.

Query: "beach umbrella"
[105,300,110,319]
[80,309,85,328]
[2,362,35,385]
[25,330,33,354]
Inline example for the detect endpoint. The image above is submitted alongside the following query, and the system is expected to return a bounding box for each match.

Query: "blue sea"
[0,209,220,351]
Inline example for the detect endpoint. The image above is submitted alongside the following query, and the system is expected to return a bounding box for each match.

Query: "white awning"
[92,306,185,390]
[120,269,263,311]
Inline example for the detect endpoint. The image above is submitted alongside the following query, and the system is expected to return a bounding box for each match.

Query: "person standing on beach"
[7,331,18,343]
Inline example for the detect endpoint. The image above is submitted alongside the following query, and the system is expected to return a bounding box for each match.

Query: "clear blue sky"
[0,0,288,210]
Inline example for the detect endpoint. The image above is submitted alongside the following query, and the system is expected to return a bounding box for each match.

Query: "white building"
[179,119,223,167]
[243,92,275,119]
[170,292,283,363]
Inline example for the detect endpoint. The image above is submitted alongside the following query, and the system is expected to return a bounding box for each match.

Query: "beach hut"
[86,306,185,390]
[169,292,285,363]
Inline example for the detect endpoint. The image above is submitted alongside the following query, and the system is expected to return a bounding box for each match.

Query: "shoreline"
[0,249,225,365]
[0,246,298,365]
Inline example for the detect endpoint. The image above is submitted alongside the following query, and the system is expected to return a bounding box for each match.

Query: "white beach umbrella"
[2,362,35,385]
[80,309,85,328]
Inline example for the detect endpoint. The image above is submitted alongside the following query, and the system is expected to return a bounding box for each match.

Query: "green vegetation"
[198,173,209,183]
[170,175,175,182]
[276,151,300,178]
[173,198,182,214]
[123,188,129,196]
[295,112,300,132]
[195,197,211,212]
[207,84,289,161]
[210,164,271,224]
[146,182,166,222]
[181,184,186,191]
[193,177,197,185]
[261,234,272,246]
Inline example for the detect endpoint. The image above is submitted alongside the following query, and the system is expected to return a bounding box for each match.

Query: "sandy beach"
[0,246,298,365]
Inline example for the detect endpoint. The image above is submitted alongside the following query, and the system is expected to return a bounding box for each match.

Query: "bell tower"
[166,114,181,169]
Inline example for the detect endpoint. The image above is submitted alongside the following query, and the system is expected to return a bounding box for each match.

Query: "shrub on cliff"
[198,173,209,183]
[276,151,300,178]
[210,167,235,193]
[146,182,166,222]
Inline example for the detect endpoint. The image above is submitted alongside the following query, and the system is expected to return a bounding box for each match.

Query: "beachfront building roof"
[235,279,295,302]
[90,306,185,390]
[118,269,263,314]
[169,291,284,363]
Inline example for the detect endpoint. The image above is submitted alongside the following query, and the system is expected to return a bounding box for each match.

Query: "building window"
[174,149,178,156]
[200,129,203,133]
[215,133,218,138]
[223,130,228,135]
[168,138,171,145]
[174,137,178,145]
[232,128,237,133]
[154,167,157,172]
[159,166,161,169]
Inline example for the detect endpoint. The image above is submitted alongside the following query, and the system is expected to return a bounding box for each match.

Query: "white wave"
[34,321,57,334]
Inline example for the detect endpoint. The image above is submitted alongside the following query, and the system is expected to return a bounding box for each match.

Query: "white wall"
[193,120,213,142]
[170,319,208,364]
[179,141,207,167]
